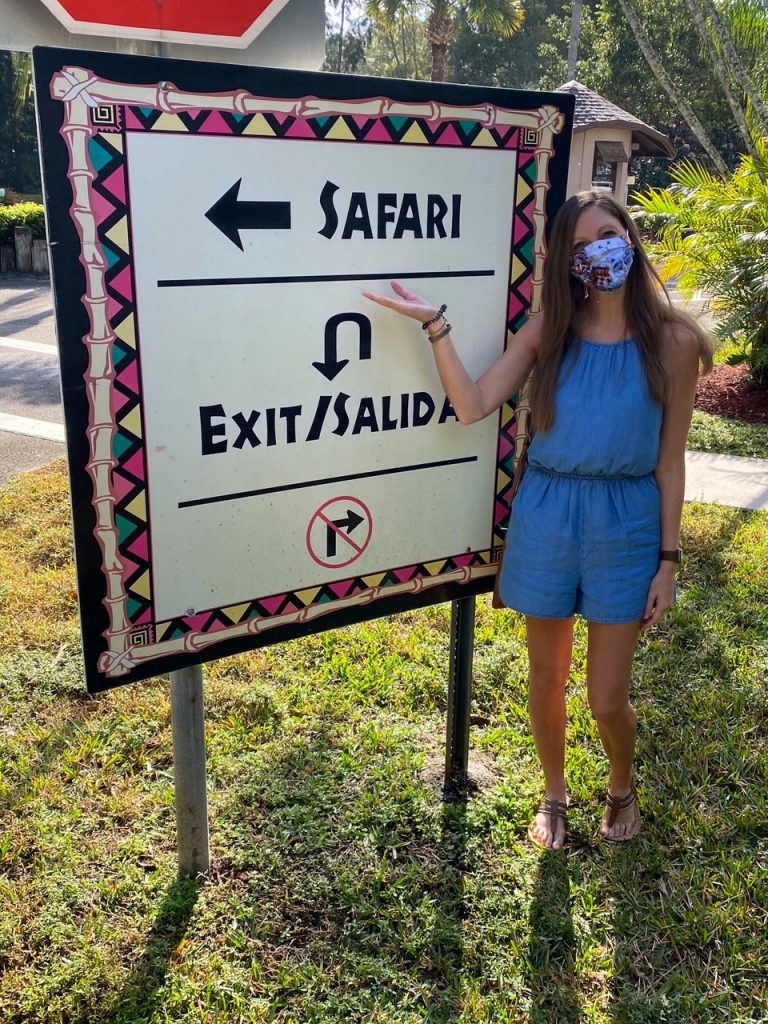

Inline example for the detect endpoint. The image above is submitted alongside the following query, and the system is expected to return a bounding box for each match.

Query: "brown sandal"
[601,778,641,842]
[528,797,568,849]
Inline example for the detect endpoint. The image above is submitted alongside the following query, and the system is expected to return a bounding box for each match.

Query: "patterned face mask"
[570,236,634,292]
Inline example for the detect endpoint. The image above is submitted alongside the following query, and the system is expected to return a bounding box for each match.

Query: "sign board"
[1,0,324,70]
[34,47,574,692]
[38,0,291,47]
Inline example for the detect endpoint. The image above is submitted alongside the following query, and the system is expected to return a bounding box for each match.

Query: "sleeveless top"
[526,337,663,479]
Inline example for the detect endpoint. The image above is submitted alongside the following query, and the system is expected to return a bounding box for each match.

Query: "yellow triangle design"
[295,587,322,605]
[362,573,388,588]
[516,176,533,202]
[125,490,147,522]
[114,312,136,349]
[129,571,151,600]
[424,561,446,576]
[401,122,429,145]
[511,254,527,284]
[222,603,251,622]
[496,469,512,488]
[155,621,173,641]
[151,113,186,133]
[325,117,356,141]
[471,128,497,148]
[119,404,143,440]
[105,216,130,255]
[243,113,277,137]
[101,131,123,154]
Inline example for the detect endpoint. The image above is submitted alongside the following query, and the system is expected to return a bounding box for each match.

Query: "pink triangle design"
[435,124,462,147]
[514,216,531,245]
[121,449,146,480]
[127,531,149,562]
[285,118,316,139]
[393,565,418,583]
[260,593,288,615]
[111,468,135,501]
[101,166,127,205]
[361,119,394,143]
[112,388,131,417]
[200,110,232,135]
[110,265,134,303]
[91,189,115,228]
[116,356,140,395]
[329,578,354,598]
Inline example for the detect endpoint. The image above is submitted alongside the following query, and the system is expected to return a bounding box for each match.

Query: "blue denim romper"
[499,337,663,623]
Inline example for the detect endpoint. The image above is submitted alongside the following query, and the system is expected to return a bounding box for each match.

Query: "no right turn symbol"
[306,495,373,569]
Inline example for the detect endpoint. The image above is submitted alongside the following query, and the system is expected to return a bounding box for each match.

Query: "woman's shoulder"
[660,308,713,373]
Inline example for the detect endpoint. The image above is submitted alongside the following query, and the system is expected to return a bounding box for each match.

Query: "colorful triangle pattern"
[85,98,552,651]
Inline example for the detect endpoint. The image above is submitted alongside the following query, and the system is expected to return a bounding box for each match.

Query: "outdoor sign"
[37,0,291,47]
[34,47,574,693]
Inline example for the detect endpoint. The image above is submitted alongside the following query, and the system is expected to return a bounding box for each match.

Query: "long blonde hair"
[529,190,713,432]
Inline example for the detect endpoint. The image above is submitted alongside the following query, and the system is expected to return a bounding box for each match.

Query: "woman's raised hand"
[362,281,439,326]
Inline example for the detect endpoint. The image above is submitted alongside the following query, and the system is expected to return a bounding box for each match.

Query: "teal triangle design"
[459,120,478,136]
[113,432,133,459]
[389,117,408,131]
[113,343,130,367]
[102,242,121,270]
[127,597,144,620]
[169,626,186,639]
[116,512,139,544]
[88,138,113,173]
[315,116,330,128]
[140,107,155,118]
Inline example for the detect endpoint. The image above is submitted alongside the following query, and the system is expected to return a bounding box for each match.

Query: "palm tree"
[681,0,761,168]
[567,0,583,80]
[615,0,730,177]
[701,0,768,133]
[635,144,768,384]
[366,0,524,82]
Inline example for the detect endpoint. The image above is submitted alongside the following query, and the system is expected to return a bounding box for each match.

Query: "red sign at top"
[39,0,291,47]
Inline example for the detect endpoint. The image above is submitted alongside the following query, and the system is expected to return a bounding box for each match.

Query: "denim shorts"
[498,466,661,623]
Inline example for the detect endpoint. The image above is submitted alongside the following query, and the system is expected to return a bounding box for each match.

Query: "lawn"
[1,461,766,1024]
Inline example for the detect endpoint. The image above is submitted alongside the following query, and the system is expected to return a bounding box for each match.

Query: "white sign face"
[127,133,515,619]
[34,47,572,690]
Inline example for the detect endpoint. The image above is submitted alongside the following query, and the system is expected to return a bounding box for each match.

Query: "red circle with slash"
[306,496,373,569]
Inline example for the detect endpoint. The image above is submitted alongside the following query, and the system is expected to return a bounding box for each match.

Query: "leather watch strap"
[659,548,682,563]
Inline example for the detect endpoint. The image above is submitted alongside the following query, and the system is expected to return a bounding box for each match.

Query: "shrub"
[0,201,46,246]
[635,148,768,385]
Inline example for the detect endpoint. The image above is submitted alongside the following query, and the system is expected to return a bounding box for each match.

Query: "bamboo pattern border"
[50,66,566,678]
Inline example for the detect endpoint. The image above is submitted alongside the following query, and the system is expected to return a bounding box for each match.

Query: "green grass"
[687,410,768,460]
[1,462,767,1023]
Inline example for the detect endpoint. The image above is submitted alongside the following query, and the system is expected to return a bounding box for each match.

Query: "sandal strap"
[537,797,567,837]
[605,783,637,828]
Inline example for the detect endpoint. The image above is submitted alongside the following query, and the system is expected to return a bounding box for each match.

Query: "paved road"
[0,275,64,486]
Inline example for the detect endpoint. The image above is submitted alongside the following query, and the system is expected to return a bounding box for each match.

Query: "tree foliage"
[636,145,768,384]
[0,52,40,195]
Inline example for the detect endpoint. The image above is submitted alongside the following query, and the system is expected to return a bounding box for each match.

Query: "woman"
[364,190,713,849]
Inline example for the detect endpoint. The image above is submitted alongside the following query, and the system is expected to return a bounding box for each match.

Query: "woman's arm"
[641,323,700,628]
[363,281,541,425]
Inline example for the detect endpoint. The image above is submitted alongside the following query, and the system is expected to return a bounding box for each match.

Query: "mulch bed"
[695,363,768,424]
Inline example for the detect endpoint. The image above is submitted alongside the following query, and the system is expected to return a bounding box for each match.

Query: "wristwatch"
[659,548,682,564]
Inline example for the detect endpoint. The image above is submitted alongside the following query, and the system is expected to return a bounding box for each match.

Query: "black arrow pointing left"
[205,179,291,250]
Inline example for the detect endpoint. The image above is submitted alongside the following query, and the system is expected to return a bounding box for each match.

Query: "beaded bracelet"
[428,322,452,343]
[421,304,447,332]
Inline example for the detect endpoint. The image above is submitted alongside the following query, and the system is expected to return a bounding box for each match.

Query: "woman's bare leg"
[526,616,575,849]
[586,620,642,840]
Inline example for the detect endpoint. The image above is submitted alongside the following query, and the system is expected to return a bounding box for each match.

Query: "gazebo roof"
[556,80,675,159]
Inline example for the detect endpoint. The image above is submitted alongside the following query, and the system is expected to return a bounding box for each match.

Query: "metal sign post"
[444,596,475,791]
[169,664,210,876]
